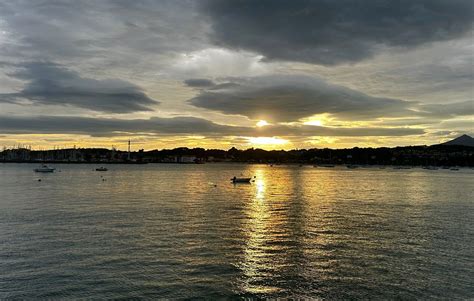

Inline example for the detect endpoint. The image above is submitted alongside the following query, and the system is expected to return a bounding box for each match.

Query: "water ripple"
[0,163,473,299]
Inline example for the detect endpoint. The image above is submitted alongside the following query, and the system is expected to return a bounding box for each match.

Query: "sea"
[0,163,473,299]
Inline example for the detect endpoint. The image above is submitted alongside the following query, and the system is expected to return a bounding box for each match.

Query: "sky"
[0,0,472,150]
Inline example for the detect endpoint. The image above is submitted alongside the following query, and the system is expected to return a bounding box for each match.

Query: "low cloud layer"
[188,75,416,122]
[419,100,474,118]
[0,115,423,138]
[184,78,216,88]
[201,0,474,65]
[0,115,244,137]
[188,75,474,123]
[0,62,159,113]
[257,124,424,137]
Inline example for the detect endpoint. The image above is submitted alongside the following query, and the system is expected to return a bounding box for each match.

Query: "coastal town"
[2,135,473,167]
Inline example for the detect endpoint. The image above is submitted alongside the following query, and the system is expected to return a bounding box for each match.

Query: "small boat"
[231,176,252,183]
[96,167,108,171]
[34,164,55,173]
[346,165,359,169]
[450,167,459,171]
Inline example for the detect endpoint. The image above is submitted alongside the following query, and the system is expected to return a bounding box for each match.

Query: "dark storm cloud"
[201,0,474,65]
[184,78,216,87]
[0,62,159,113]
[188,75,416,122]
[0,1,207,61]
[0,115,423,137]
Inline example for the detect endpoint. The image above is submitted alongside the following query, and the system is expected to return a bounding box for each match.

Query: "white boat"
[231,177,252,183]
[96,167,108,171]
[34,164,55,173]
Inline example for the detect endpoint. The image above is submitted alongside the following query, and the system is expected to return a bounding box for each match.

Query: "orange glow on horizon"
[248,137,288,146]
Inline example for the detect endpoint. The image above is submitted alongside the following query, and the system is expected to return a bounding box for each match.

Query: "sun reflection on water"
[254,170,265,202]
[239,168,291,294]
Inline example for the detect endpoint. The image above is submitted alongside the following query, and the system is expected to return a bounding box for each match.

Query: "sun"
[256,120,269,127]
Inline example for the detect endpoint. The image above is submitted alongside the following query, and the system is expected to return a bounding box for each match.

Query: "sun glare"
[304,119,322,126]
[248,137,288,145]
[256,120,269,127]
[302,113,331,127]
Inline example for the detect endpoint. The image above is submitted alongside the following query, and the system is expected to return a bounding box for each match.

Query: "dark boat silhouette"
[231,176,252,183]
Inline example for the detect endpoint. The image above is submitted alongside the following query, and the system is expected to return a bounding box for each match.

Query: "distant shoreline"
[1,161,472,168]
[2,142,473,167]
[0,160,148,164]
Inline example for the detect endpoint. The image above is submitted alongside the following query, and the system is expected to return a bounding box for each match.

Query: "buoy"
[38,179,41,182]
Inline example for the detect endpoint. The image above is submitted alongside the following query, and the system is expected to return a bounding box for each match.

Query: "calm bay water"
[0,163,473,299]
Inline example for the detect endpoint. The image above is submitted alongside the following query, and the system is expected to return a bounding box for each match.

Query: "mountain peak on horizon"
[440,134,474,147]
